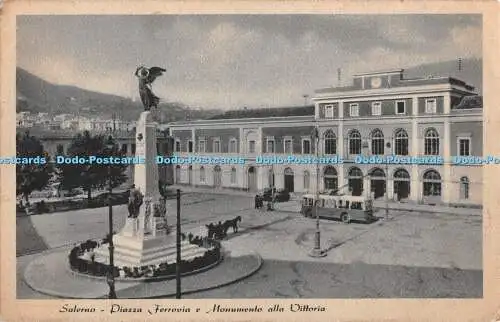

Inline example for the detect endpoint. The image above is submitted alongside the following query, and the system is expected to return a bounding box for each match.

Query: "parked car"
[262,188,290,202]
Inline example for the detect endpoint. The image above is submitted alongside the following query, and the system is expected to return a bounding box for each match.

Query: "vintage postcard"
[1,0,499,321]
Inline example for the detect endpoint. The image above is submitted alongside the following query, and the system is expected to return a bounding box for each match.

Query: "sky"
[17,15,482,110]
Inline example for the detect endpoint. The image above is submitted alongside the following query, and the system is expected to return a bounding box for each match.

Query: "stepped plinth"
[94,111,208,267]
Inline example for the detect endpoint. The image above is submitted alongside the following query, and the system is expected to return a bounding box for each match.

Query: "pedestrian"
[258,194,263,210]
[254,194,260,209]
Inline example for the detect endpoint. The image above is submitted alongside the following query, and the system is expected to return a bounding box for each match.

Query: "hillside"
[17,58,482,122]
[16,68,223,121]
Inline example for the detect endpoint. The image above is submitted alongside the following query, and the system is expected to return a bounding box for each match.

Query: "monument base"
[94,231,209,267]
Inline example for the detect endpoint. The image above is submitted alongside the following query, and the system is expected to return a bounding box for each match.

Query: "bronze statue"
[127,184,144,218]
[134,66,166,111]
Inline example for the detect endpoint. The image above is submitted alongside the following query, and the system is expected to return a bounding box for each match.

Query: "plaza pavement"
[16,192,482,298]
[171,185,482,216]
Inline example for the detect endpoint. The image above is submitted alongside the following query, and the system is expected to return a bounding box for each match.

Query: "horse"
[223,216,242,235]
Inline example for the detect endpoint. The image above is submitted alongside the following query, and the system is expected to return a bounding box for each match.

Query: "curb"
[136,252,263,299]
[374,206,482,216]
[23,251,262,299]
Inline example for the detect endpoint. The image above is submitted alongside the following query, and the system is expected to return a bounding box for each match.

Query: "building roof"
[353,69,404,77]
[207,105,315,119]
[453,95,483,109]
[315,76,475,94]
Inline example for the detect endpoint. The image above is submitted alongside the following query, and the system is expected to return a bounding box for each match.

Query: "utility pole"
[385,160,389,220]
[176,189,182,299]
[106,137,116,299]
[309,125,326,258]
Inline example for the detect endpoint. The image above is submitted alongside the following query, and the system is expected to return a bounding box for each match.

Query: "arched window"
[284,167,294,193]
[348,130,362,155]
[460,176,469,200]
[303,171,310,191]
[324,130,337,155]
[423,170,441,196]
[348,167,363,178]
[371,129,384,155]
[393,168,411,200]
[323,166,338,191]
[394,169,410,180]
[369,168,385,178]
[200,166,206,183]
[424,128,439,155]
[348,167,363,196]
[394,129,409,156]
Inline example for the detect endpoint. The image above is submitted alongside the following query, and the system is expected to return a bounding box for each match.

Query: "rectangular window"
[131,143,136,154]
[425,99,437,114]
[324,105,334,118]
[349,103,359,117]
[284,139,293,154]
[229,139,237,153]
[198,140,206,153]
[175,140,181,152]
[371,102,382,116]
[248,140,256,153]
[213,139,221,153]
[396,101,406,114]
[121,143,128,154]
[266,138,275,153]
[458,138,471,156]
[302,139,311,154]
[188,141,193,153]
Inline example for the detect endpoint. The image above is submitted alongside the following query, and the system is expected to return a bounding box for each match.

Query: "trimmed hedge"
[68,233,221,279]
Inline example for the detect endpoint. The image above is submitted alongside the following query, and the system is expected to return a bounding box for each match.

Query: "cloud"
[17,15,482,110]
[450,25,482,58]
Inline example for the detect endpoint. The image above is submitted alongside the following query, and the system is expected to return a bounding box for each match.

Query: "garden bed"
[68,233,222,281]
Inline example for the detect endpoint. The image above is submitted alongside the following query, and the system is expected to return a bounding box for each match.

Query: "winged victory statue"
[134,66,167,111]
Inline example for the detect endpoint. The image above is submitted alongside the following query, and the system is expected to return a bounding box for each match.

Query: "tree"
[16,132,53,203]
[57,131,128,201]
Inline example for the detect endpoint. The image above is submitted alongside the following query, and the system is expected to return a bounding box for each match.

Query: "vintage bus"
[300,194,375,223]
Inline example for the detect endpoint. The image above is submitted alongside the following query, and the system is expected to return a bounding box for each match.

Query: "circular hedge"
[68,233,221,280]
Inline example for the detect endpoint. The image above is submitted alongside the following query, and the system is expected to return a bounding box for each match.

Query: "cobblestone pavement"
[16,192,482,298]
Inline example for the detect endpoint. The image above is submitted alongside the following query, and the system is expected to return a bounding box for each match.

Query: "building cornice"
[313,84,475,101]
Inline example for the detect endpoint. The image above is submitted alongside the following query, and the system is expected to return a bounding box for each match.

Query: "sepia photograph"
[13,14,485,301]
[1,1,498,319]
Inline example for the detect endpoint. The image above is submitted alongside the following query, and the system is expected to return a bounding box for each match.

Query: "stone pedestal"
[95,111,208,267]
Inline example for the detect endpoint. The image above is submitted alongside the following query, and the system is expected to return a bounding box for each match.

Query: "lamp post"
[176,189,182,299]
[309,126,326,257]
[105,136,117,299]
[385,153,390,220]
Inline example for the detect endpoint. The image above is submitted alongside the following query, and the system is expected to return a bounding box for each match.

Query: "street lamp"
[384,142,390,220]
[309,126,326,257]
[105,135,117,299]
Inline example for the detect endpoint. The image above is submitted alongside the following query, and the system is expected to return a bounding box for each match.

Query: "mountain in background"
[16,57,482,121]
[16,67,223,121]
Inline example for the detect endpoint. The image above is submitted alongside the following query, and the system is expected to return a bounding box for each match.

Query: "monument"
[94,66,208,267]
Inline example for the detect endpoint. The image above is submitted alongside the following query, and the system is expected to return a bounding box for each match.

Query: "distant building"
[16,112,33,127]
[24,129,175,186]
